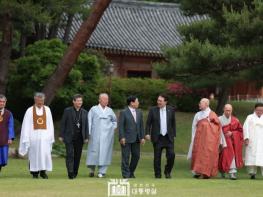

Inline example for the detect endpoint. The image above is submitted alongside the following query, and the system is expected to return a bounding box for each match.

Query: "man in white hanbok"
[244,103,263,179]
[86,93,117,178]
[19,93,54,179]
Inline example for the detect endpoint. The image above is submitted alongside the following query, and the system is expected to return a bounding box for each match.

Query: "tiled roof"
[57,0,207,57]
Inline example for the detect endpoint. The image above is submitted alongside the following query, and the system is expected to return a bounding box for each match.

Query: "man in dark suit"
[59,94,89,179]
[119,96,145,178]
[145,94,176,178]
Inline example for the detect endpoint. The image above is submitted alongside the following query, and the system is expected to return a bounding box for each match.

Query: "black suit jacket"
[118,107,144,143]
[145,105,176,143]
[60,106,89,143]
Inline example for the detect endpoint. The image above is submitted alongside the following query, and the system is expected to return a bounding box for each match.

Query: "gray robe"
[86,105,117,166]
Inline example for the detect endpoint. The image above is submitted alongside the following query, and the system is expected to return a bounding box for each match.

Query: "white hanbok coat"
[86,105,117,166]
[244,113,263,167]
[19,106,54,171]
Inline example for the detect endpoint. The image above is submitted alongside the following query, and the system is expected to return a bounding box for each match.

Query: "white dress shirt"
[128,106,137,122]
[160,106,167,136]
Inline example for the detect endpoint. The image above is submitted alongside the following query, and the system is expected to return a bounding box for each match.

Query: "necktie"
[161,109,167,136]
[132,110,136,122]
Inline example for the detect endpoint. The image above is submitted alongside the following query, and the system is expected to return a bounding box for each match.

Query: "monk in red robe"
[218,104,243,180]
[187,98,226,179]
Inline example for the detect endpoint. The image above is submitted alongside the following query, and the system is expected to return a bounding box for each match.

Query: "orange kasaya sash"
[33,105,47,130]
[191,111,221,177]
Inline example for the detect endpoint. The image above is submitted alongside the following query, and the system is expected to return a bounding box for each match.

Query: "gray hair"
[34,92,45,99]
[201,98,210,106]
[99,93,108,99]
[0,94,7,101]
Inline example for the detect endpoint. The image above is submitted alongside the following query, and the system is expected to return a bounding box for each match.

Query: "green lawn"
[0,154,262,197]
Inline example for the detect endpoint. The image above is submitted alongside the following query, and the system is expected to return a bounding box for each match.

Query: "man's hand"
[84,139,89,144]
[58,137,63,142]
[140,139,145,145]
[244,138,249,146]
[225,131,232,137]
[145,135,151,141]
[8,140,12,145]
[120,138,126,146]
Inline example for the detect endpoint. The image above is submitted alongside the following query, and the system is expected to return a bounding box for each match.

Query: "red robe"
[191,111,222,177]
[218,116,244,172]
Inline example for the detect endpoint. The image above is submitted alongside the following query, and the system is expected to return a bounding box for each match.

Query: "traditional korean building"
[58,0,205,78]
[57,0,263,98]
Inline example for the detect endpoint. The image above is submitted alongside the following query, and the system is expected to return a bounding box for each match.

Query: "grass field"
[2,101,261,197]
[0,154,263,197]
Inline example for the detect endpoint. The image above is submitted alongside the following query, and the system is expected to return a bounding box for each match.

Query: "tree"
[155,0,263,113]
[42,0,112,105]
[0,0,49,94]
[0,0,91,95]
[8,39,102,120]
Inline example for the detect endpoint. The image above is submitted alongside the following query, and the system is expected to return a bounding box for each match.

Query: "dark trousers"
[65,132,83,177]
[153,135,175,177]
[121,142,140,178]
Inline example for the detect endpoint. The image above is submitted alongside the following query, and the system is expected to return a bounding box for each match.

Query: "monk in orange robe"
[187,98,226,179]
[218,104,243,180]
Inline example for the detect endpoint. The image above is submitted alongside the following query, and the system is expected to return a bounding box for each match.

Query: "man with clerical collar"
[187,98,226,179]
[0,94,15,173]
[60,94,89,179]
[19,92,54,179]
[86,93,117,178]
[243,103,263,179]
[218,104,244,180]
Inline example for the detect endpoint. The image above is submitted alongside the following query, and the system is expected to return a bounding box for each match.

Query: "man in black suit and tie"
[145,94,176,178]
[119,96,145,178]
[59,94,89,179]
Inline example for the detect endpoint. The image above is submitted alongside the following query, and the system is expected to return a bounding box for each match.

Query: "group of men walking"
[188,98,263,180]
[0,92,176,179]
[0,92,263,180]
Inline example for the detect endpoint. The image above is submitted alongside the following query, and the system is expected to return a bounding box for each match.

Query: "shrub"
[7,39,103,120]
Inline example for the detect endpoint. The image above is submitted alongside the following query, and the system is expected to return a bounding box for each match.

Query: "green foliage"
[96,78,168,109]
[155,0,263,95]
[0,0,51,33]
[177,0,254,19]
[7,39,102,120]
[96,78,203,112]
[143,0,179,2]
[52,143,66,158]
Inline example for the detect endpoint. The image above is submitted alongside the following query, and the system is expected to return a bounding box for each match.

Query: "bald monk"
[218,104,243,180]
[187,98,226,179]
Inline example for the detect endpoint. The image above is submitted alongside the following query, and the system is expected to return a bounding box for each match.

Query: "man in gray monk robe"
[86,93,117,178]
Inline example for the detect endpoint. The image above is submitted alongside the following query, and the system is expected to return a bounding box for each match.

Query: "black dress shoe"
[165,173,171,179]
[89,172,95,177]
[250,174,256,179]
[130,174,135,178]
[40,171,48,179]
[155,175,161,178]
[193,174,201,179]
[68,172,75,179]
[32,174,38,179]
